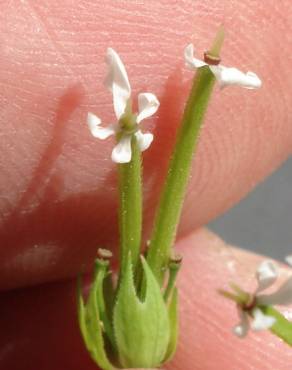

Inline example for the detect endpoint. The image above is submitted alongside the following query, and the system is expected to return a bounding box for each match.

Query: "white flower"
[233,307,276,338]
[233,260,292,338]
[285,255,292,267]
[184,43,262,89]
[88,48,159,163]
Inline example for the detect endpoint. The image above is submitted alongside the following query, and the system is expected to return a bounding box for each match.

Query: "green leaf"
[77,273,116,370]
[113,255,170,368]
[163,288,179,362]
[260,306,292,346]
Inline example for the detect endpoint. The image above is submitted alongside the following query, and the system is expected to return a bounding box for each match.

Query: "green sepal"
[94,260,115,348]
[113,255,170,368]
[77,268,116,370]
[163,288,179,362]
[260,306,292,346]
[164,259,181,302]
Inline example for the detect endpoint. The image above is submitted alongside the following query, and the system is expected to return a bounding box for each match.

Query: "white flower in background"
[88,48,159,163]
[285,255,292,266]
[184,43,262,89]
[233,260,292,338]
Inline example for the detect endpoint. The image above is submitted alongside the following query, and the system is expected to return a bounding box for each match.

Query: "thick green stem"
[118,136,142,275]
[146,67,216,284]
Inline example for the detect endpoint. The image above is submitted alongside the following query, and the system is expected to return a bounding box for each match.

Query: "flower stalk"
[118,134,142,275]
[146,32,223,284]
[80,46,177,370]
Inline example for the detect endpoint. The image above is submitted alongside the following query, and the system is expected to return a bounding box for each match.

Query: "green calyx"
[78,255,180,369]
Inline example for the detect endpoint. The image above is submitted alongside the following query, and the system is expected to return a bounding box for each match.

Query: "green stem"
[118,136,142,275]
[146,67,216,284]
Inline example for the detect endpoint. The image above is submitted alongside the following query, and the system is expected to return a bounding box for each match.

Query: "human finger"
[0,229,291,369]
[0,1,291,289]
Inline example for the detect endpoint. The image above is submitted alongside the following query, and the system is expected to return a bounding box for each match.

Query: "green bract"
[114,256,171,368]
[78,260,115,370]
[78,256,179,369]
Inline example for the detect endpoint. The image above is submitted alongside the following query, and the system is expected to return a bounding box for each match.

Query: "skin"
[0,0,291,369]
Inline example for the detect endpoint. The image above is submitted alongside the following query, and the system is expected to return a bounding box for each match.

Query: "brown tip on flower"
[170,252,183,265]
[203,52,221,65]
[97,248,113,259]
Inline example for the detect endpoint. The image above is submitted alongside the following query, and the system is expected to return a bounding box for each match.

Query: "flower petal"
[105,48,131,119]
[251,308,276,331]
[209,65,262,89]
[87,111,101,129]
[184,43,207,70]
[87,112,116,139]
[233,310,249,338]
[135,130,154,152]
[257,276,292,306]
[111,135,132,163]
[256,260,279,293]
[136,93,160,124]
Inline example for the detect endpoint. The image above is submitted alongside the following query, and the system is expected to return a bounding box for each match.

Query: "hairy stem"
[118,136,142,275]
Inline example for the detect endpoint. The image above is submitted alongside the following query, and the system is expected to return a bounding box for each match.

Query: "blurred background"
[209,158,292,261]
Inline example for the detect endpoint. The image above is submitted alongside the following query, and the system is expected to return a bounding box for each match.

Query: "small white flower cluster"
[88,48,159,163]
[87,44,262,163]
[233,260,292,338]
